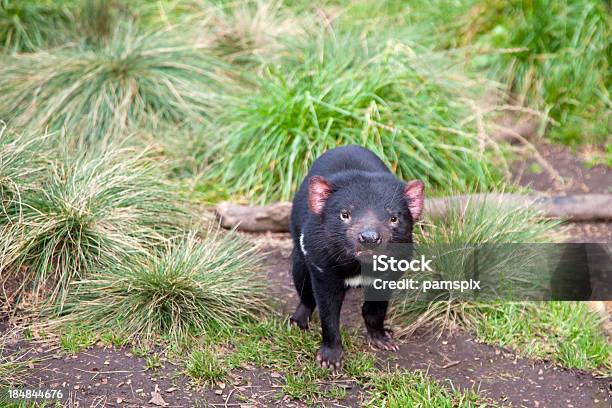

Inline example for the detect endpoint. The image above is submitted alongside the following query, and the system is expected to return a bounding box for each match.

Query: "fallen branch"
[216,194,612,232]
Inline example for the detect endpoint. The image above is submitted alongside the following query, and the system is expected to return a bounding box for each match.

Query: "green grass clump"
[2,145,182,308]
[0,0,142,53]
[341,0,611,145]
[188,0,310,65]
[0,126,43,217]
[395,194,560,334]
[365,370,488,408]
[185,348,227,384]
[207,34,504,203]
[0,0,73,52]
[0,26,225,143]
[394,196,611,371]
[0,334,29,401]
[430,0,611,145]
[223,318,369,403]
[52,229,270,341]
[468,0,610,144]
[475,302,611,371]
[59,326,96,354]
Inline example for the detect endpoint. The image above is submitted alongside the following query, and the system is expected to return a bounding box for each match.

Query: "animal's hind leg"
[290,247,315,329]
[362,301,398,351]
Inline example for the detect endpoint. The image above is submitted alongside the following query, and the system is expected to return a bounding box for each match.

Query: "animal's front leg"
[312,274,346,373]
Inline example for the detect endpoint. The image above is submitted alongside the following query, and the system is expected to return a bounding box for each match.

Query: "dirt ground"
[511,142,611,243]
[2,143,611,407]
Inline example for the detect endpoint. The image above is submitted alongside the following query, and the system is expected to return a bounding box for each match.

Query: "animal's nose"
[358,230,381,246]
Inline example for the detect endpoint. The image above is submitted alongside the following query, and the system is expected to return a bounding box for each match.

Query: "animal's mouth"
[354,249,375,262]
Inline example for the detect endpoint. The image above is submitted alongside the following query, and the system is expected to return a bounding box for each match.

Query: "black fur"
[289,145,423,371]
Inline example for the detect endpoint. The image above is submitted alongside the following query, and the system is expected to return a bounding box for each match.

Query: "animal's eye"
[390,216,399,224]
[340,210,351,221]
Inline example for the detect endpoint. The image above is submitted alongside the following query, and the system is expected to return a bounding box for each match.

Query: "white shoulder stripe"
[344,275,375,288]
[299,233,307,256]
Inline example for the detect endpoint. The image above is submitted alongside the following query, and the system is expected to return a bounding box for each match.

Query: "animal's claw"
[316,346,343,374]
[367,328,399,351]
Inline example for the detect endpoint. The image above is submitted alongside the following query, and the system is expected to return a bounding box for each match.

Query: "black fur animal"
[289,145,424,371]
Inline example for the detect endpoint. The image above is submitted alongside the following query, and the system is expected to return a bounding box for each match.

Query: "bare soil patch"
[511,143,611,195]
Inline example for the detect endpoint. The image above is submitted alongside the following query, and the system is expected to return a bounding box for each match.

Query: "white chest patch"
[344,275,375,288]
[299,233,307,256]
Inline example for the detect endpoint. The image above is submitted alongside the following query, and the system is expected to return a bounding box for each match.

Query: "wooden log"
[215,194,612,232]
[216,201,293,232]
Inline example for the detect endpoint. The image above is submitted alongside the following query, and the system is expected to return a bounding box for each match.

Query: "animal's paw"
[289,315,309,330]
[290,303,311,330]
[316,346,343,373]
[367,328,399,351]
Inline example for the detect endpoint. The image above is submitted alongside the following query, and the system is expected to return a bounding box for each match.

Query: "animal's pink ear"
[404,180,425,221]
[308,176,332,215]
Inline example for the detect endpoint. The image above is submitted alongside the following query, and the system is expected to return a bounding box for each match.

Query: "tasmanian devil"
[289,145,424,372]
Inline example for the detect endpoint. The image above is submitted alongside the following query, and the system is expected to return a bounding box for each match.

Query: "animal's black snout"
[358,229,381,247]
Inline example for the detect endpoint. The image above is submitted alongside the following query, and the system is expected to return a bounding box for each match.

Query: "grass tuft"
[59,326,95,354]
[416,0,611,145]
[395,194,560,335]
[0,0,73,52]
[51,229,270,341]
[185,348,227,384]
[0,26,225,143]
[474,302,611,371]
[2,144,182,308]
[192,0,309,65]
[0,126,43,208]
[207,33,505,203]
[365,369,489,408]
